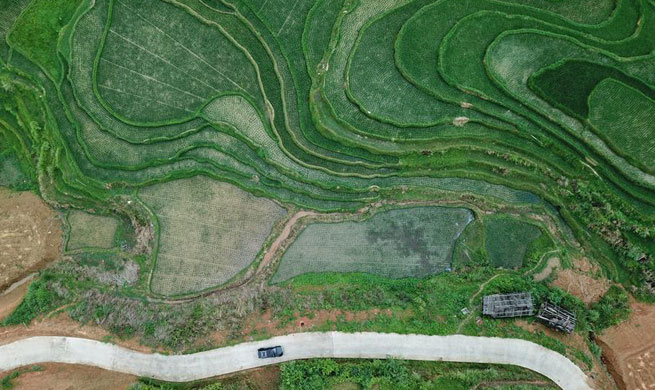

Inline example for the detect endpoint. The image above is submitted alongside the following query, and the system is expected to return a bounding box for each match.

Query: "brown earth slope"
[552,257,610,304]
[597,300,655,390]
[0,188,62,291]
[9,363,136,390]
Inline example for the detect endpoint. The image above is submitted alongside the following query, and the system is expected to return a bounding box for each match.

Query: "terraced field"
[272,207,473,282]
[484,215,542,269]
[140,176,286,296]
[65,210,119,250]
[0,0,653,300]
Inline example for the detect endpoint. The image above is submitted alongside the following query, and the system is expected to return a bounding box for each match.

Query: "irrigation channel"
[0,332,591,389]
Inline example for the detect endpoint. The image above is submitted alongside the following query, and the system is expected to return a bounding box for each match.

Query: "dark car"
[257,346,284,359]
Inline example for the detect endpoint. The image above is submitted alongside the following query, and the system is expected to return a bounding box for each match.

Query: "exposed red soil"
[551,257,610,304]
[514,320,616,390]
[1,303,405,357]
[0,312,154,353]
[552,270,610,304]
[206,308,407,346]
[248,308,403,335]
[7,363,136,390]
[596,299,655,390]
[0,188,63,291]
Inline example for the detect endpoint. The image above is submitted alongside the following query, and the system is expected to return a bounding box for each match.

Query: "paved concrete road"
[0,332,591,390]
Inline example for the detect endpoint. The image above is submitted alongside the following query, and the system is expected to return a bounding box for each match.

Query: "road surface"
[0,332,592,390]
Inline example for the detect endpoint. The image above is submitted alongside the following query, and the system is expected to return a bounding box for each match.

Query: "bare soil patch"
[453,116,470,126]
[0,188,62,290]
[552,270,610,304]
[551,257,610,304]
[596,300,655,390]
[0,312,153,353]
[6,363,136,390]
[205,308,406,346]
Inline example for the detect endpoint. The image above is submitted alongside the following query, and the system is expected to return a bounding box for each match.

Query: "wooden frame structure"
[482,292,533,318]
[536,301,576,333]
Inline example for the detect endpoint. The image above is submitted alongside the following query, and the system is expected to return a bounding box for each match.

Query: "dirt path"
[456,273,504,333]
[0,333,592,389]
[533,257,560,282]
[523,249,561,278]
[257,210,317,273]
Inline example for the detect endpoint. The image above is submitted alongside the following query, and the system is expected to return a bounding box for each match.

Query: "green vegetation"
[1,272,69,326]
[114,215,137,250]
[128,360,555,390]
[452,217,487,269]
[66,210,120,250]
[7,0,80,80]
[529,59,655,120]
[6,254,588,354]
[588,285,631,331]
[73,251,125,271]
[273,207,472,282]
[0,0,653,379]
[1,0,653,301]
[452,213,554,271]
[140,176,286,296]
[485,216,542,269]
[0,146,34,190]
[277,272,480,335]
[475,273,632,336]
[129,382,223,390]
[279,359,555,390]
[588,79,655,172]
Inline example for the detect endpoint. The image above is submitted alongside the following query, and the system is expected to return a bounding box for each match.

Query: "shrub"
[2,273,66,326]
[588,286,631,331]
